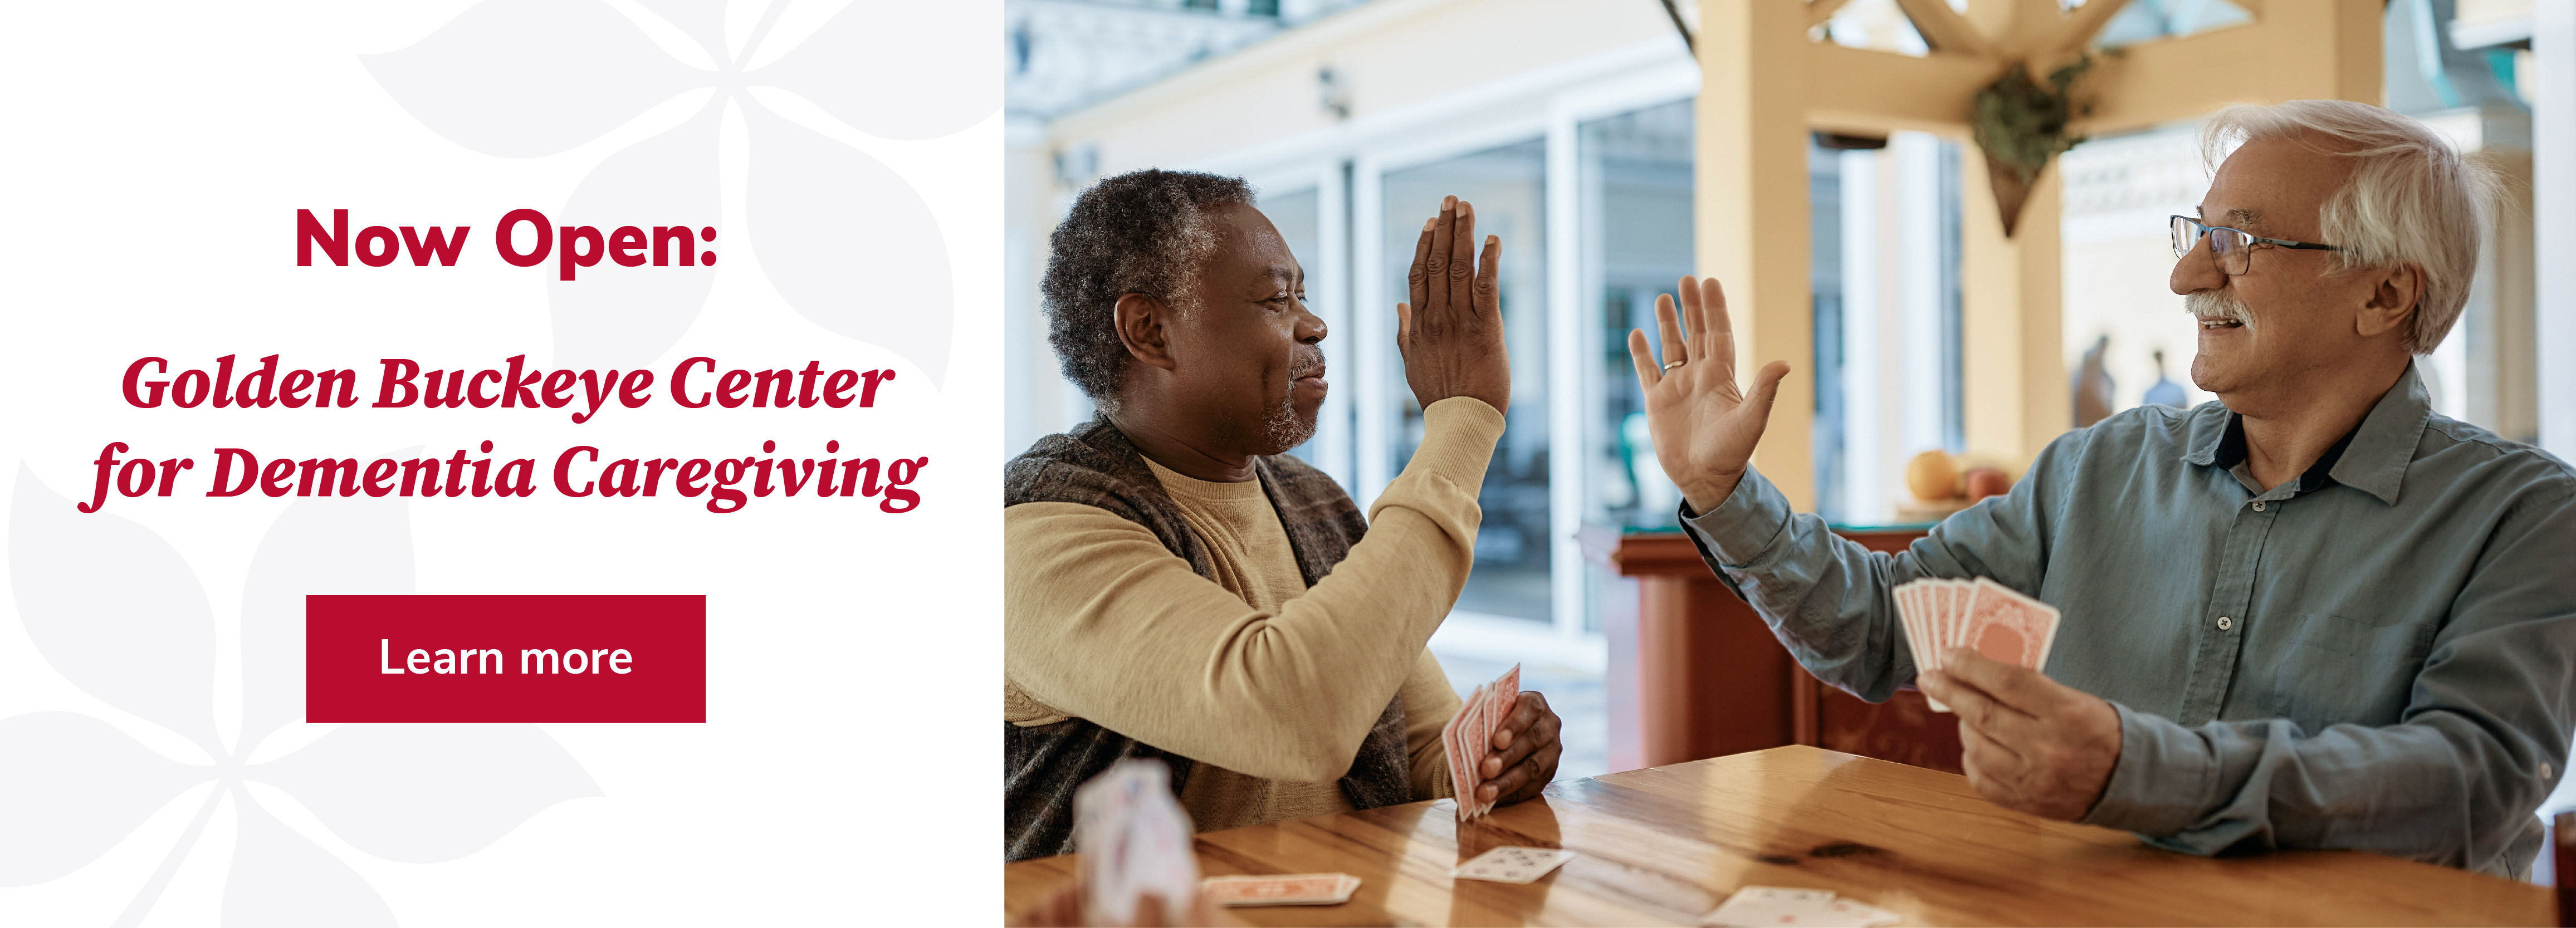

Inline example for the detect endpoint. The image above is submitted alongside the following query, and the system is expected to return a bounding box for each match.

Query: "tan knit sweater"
[1003,397,1500,832]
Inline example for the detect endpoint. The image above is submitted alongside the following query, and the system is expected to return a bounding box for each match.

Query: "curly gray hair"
[1040,169,1257,405]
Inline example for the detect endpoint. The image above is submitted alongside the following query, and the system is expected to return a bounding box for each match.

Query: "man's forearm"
[1677,467,1920,700]
[2084,705,2560,876]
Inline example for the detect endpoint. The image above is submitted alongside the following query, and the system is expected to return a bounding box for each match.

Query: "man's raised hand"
[1625,276,1790,512]
[1397,197,1510,414]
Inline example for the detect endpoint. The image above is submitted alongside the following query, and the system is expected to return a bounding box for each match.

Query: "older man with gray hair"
[1631,99,2573,876]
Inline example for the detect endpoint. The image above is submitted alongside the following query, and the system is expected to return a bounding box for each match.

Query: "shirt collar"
[2205,415,2359,494]
[2333,361,2433,504]
[2179,361,2428,505]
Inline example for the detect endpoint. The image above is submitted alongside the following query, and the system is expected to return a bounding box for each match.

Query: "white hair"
[2200,100,2500,355]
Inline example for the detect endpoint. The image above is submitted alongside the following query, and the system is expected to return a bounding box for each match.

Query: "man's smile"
[2186,291,2251,334]
[1293,360,1327,395]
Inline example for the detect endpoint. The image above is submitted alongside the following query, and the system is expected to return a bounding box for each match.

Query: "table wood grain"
[1002,745,2553,926]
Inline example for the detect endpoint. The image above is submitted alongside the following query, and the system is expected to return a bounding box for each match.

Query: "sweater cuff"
[2076,703,2215,837]
[1405,396,1507,489]
[1678,466,1793,569]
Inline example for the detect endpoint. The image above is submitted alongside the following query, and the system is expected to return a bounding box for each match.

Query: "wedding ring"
[1663,360,1687,371]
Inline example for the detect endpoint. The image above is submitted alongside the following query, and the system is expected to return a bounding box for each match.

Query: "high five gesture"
[1624,276,1790,512]
[1397,196,1511,414]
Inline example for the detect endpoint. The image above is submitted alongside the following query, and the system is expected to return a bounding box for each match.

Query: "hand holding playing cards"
[1920,649,2122,822]
[1625,276,1793,513]
[1443,666,1562,818]
[1476,691,1562,808]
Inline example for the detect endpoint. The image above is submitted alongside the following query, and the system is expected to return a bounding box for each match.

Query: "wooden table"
[1003,746,2553,926]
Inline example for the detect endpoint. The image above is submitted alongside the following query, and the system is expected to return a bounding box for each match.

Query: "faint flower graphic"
[2,468,599,926]
[361,0,997,383]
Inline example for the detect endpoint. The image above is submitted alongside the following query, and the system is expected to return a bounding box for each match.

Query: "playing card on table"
[1732,886,1834,904]
[1451,846,1573,883]
[1072,759,1199,925]
[1815,898,1905,927]
[1703,891,1819,926]
[1702,887,1902,927]
[1200,873,1359,907]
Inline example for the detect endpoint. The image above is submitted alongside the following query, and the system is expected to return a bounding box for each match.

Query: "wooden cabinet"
[1580,526,1962,775]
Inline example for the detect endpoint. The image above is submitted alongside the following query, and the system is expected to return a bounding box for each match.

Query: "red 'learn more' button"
[307,595,705,723]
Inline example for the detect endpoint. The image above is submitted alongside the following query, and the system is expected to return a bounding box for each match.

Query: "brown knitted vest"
[1001,418,1412,861]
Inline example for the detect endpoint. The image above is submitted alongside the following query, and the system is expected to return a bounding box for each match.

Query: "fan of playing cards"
[1441,663,1519,821]
[1894,576,2061,713]
[1071,759,1200,925]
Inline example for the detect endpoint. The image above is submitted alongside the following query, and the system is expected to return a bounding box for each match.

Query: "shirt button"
[2252,501,2266,512]
[2217,616,2233,631]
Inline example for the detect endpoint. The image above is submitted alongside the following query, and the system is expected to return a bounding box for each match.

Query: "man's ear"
[1115,292,1179,372]
[2355,263,2425,342]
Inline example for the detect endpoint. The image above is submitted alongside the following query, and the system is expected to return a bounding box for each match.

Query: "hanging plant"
[1972,53,2098,237]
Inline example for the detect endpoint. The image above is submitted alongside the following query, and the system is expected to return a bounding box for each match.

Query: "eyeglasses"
[2170,215,2340,276]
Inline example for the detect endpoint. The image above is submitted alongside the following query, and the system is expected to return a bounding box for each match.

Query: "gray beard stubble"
[1263,346,1325,450]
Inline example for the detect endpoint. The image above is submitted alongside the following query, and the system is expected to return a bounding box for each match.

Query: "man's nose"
[2171,238,2225,296]
[1296,303,1327,344]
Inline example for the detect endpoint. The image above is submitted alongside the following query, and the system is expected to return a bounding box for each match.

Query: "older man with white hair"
[1632,99,2574,876]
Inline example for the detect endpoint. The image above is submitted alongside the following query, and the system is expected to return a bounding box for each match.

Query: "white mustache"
[2185,291,2252,327]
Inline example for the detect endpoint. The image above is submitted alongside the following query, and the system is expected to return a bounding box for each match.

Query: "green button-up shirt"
[1682,363,2575,877]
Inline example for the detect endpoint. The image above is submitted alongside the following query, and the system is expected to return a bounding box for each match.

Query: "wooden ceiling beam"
[2049,0,2138,56]
[2075,20,2331,136]
[1801,41,2002,136]
[1890,0,1997,57]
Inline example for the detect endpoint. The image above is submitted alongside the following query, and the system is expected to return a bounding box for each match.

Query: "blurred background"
[1000,0,2565,809]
